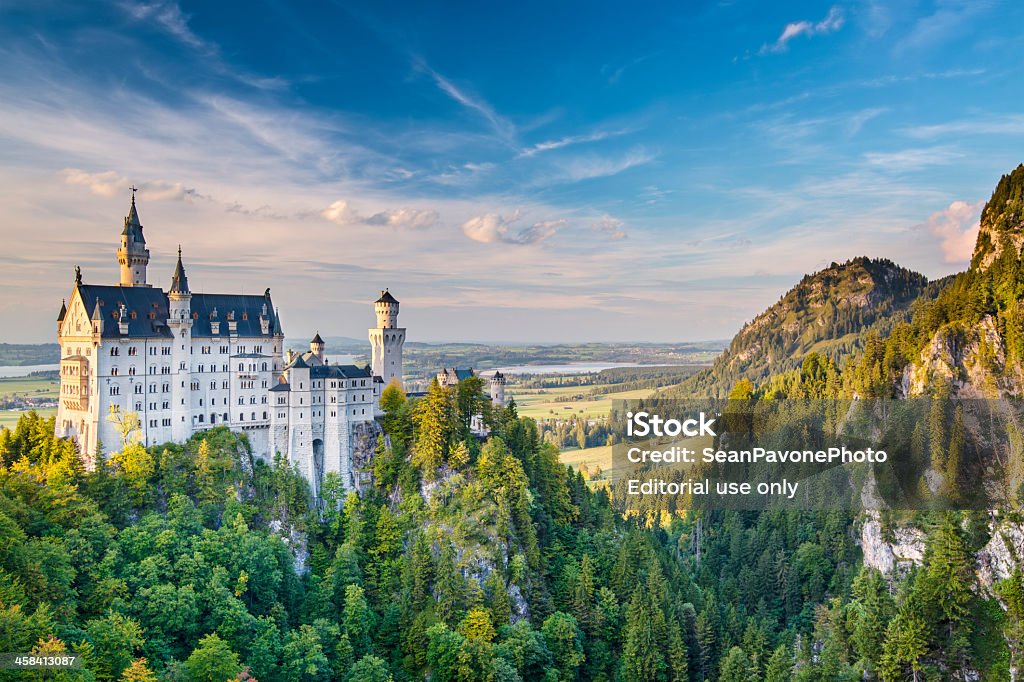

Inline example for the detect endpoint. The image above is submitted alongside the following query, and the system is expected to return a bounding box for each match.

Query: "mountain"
[681,256,931,397]
[971,163,1024,270]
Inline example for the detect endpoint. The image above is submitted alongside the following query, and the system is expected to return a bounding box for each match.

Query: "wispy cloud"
[321,199,439,230]
[122,0,210,52]
[592,215,627,241]
[462,211,564,245]
[916,199,984,263]
[414,57,515,143]
[902,115,1024,139]
[119,0,288,90]
[760,6,844,54]
[863,147,961,171]
[517,129,630,158]
[546,148,655,184]
[846,107,887,136]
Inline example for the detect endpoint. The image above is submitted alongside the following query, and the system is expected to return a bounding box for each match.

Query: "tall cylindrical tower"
[368,289,405,388]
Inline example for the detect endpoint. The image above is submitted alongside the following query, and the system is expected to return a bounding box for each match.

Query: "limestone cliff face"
[971,164,1024,271]
[351,420,382,492]
[900,315,1024,398]
[861,512,1024,592]
[860,512,925,575]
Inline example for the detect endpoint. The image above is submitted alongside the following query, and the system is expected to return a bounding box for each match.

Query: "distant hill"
[679,257,933,397]
[0,343,59,366]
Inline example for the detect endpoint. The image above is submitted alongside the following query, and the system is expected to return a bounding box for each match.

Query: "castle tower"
[368,289,405,388]
[117,189,151,287]
[167,246,193,442]
[490,371,506,407]
[310,332,325,363]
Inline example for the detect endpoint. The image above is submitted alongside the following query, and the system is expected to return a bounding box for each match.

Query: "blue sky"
[1,0,1022,344]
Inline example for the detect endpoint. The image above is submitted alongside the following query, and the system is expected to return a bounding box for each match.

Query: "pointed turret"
[310,332,325,362]
[272,308,284,336]
[122,193,145,243]
[90,299,104,335]
[57,299,67,322]
[169,246,190,295]
[117,189,151,287]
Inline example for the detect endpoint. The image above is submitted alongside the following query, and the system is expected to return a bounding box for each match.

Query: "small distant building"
[434,368,508,436]
[436,367,507,408]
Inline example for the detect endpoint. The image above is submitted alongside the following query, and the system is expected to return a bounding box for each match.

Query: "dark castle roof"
[375,289,398,304]
[77,285,171,338]
[74,285,281,339]
[190,293,277,337]
[311,332,324,344]
[310,364,372,380]
[122,197,145,243]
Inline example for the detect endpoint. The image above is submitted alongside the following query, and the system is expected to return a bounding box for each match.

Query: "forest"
[1,377,1015,680]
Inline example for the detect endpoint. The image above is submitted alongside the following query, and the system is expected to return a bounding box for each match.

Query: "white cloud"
[592,215,627,240]
[62,168,201,201]
[761,6,844,54]
[918,200,984,263]
[462,211,564,245]
[321,199,438,230]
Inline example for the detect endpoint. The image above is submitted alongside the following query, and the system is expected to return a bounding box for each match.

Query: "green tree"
[184,633,243,682]
[541,612,584,682]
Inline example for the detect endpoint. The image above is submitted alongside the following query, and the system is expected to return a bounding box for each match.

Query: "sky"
[1,0,1023,344]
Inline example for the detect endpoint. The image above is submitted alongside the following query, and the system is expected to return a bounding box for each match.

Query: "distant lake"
[481,363,681,376]
[0,364,59,378]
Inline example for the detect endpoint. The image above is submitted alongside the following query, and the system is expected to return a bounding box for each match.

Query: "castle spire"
[118,189,151,287]
[169,245,190,295]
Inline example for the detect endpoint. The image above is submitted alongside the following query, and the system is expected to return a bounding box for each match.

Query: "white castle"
[55,195,405,494]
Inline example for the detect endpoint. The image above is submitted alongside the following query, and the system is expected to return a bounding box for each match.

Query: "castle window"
[128,347,137,356]
[111,367,118,376]
[198,414,204,423]
[149,347,156,355]
[239,413,244,421]
[223,413,228,421]
[263,412,267,419]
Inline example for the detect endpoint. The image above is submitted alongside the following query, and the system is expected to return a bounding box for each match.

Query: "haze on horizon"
[1,0,1023,345]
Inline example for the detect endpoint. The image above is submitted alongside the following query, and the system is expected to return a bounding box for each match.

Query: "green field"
[0,374,60,431]
[510,385,656,420]
[0,373,60,399]
[0,407,56,430]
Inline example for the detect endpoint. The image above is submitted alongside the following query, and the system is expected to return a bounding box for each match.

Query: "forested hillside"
[679,257,932,398]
